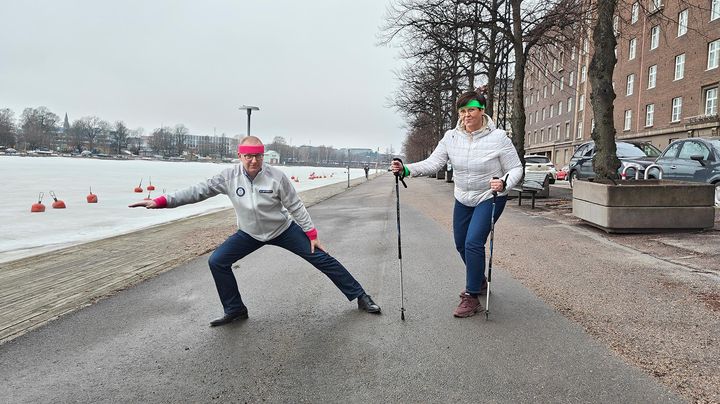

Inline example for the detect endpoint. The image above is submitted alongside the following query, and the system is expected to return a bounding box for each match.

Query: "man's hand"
[128,200,159,209]
[310,238,326,254]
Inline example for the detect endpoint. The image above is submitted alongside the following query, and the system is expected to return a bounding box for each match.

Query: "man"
[129,136,381,326]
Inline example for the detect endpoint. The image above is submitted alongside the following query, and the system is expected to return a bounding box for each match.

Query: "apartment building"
[524,0,720,167]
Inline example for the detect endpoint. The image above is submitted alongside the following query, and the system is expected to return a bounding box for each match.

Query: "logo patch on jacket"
[236,187,246,197]
[259,189,273,194]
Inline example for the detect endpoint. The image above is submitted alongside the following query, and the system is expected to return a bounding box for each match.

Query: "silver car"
[524,155,556,184]
[654,137,720,206]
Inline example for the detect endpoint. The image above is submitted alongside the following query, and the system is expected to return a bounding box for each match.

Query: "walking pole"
[485,177,499,321]
[394,168,408,320]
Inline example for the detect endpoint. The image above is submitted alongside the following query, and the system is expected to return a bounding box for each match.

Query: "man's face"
[239,152,264,176]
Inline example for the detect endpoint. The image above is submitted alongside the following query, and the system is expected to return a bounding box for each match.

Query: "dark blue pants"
[452,196,507,294]
[207,222,365,315]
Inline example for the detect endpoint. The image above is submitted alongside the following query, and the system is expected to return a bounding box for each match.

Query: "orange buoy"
[147,177,156,191]
[31,192,46,212]
[134,178,143,193]
[49,191,66,209]
[291,175,295,180]
[87,187,98,203]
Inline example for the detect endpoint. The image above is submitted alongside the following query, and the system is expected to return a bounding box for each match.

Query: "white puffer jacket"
[406,115,523,207]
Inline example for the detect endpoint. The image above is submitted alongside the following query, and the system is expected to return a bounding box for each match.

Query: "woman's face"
[459,107,484,130]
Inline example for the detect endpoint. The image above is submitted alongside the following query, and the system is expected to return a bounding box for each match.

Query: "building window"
[541,129,545,142]
[551,81,556,95]
[645,104,655,127]
[558,101,563,115]
[543,85,548,98]
[565,122,570,139]
[678,9,688,37]
[706,87,718,115]
[631,2,639,23]
[675,54,685,80]
[713,0,720,21]
[569,71,575,86]
[650,0,663,13]
[567,97,573,112]
[581,66,587,83]
[542,108,546,120]
[577,121,583,139]
[583,39,589,54]
[708,39,720,70]
[626,74,635,96]
[624,110,632,130]
[648,65,657,89]
[535,110,539,122]
[671,97,683,122]
[560,76,564,90]
[613,15,619,36]
[629,38,637,60]
[550,105,555,118]
[571,46,576,60]
[553,58,558,71]
[650,26,660,50]
[579,94,584,111]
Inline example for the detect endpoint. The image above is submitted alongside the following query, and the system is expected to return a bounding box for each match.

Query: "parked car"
[556,165,569,181]
[567,140,662,187]
[524,155,556,184]
[654,137,720,206]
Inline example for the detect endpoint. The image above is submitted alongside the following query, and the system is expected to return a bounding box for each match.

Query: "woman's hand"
[489,178,505,193]
[390,159,403,173]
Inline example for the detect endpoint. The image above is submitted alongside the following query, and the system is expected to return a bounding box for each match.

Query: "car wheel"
[549,176,556,184]
[569,171,578,188]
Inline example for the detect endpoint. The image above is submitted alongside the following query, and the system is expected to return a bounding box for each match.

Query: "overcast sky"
[0,0,407,152]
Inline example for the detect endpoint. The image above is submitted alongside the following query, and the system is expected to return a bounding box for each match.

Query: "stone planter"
[572,179,716,233]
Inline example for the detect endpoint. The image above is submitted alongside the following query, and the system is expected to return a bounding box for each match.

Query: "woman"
[391,91,523,318]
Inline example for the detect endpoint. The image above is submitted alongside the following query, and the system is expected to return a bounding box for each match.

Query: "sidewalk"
[0,173,684,403]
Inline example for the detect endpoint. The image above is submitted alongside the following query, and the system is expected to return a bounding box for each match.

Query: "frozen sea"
[0,156,366,263]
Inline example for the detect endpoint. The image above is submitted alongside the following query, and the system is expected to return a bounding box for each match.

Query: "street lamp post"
[239,105,260,136]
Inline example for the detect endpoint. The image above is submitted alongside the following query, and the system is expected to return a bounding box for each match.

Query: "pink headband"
[238,144,265,154]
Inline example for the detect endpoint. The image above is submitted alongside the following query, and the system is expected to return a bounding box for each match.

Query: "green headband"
[461,100,485,109]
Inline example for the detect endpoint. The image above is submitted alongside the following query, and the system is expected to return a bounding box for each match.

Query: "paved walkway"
[0,174,684,403]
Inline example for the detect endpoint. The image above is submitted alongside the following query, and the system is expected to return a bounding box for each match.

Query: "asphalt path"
[0,175,682,403]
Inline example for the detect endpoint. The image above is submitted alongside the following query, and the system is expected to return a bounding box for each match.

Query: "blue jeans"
[452,196,507,294]
[208,222,365,314]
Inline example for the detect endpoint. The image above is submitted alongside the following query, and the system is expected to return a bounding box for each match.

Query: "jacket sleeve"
[499,136,524,191]
[278,173,315,234]
[164,171,229,208]
[405,133,449,176]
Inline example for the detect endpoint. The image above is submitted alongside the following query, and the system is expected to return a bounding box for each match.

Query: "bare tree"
[589,0,620,180]
[149,126,173,157]
[111,121,129,155]
[173,124,189,156]
[0,108,17,147]
[19,106,59,150]
[76,116,109,153]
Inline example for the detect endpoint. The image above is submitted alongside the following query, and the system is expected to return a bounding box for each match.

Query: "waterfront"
[0,156,365,262]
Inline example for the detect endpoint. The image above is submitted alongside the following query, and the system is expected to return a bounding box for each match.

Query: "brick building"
[524,0,720,167]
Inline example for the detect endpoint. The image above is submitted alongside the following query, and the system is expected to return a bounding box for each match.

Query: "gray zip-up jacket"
[406,115,523,207]
[158,164,314,242]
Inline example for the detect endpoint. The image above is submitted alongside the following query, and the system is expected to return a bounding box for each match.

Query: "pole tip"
[401,312,405,321]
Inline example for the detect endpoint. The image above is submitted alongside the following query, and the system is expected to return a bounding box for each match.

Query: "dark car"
[654,137,720,206]
[568,140,662,187]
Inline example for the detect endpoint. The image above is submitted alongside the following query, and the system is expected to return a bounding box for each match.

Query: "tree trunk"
[509,0,526,164]
[589,0,620,180]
